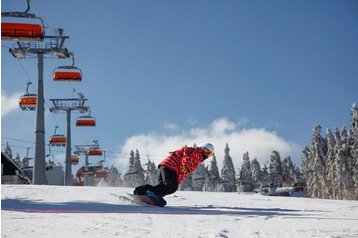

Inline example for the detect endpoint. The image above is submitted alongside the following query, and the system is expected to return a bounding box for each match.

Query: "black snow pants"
[133,166,178,197]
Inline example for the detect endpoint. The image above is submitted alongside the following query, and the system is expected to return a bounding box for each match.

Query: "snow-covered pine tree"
[145,157,158,186]
[205,154,221,192]
[308,125,327,198]
[281,156,295,187]
[218,143,237,192]
[122,150,135,187]
[325,129,337,198]
[122,150,145,187]
[302,104,358,200]
[334,128,350,199]
[133,150,145,185]
[238,152,253,192]
[268,151,283,187]
[302,149,311,195]
[107,165,122,186]
[261,162,270,186]
[348,103,358,199]
[251,158,262,190]
[134,150,145,178]
[192,164,206,191]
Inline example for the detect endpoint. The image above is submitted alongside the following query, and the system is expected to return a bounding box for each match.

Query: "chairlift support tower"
[3,1,71,185]
[49,94,89,185]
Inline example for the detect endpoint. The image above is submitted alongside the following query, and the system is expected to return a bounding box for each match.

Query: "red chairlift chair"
[1,0,45,42]
[53,53,82,81]
[19,82,37,111]
[49,127,66,147]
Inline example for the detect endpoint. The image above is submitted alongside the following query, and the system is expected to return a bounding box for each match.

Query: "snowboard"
[127,193,167,207]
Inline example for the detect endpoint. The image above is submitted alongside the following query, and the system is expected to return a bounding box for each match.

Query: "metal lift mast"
[7,33,70,185]
[49,93,89,185]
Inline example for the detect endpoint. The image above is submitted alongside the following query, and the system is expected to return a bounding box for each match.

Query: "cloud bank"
[1,91,22,117]
[115,117,301,173]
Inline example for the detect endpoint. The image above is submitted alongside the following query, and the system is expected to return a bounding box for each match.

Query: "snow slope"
[1,185,358,238]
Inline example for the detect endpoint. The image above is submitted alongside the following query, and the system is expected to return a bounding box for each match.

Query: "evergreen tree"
[218,143,237,192]
[301,104,358,200]
[334,128,350,199]
[251,158,262,190]
[122,150,145,187]
[192,164,206,191]
[205,154,221,192]
[268,151,283,186]
[145,158,158,186]
[261,162,270,187]
[325,129,337,198]
[282,156,295,187]
[301,146,310,184]
[308,125,327,198]
[134,150,145,179]
[349,104,358,199]
[107,165,122,186]
[238,152,253,192]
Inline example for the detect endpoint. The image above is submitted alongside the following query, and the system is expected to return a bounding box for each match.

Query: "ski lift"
[53,53,82,81]
[76,115,96,127]
[87,140,102,156]
[1,0,45,42]
[49,126,66,147]
[76,110,96,127]
[19,82,37,111]
[70,156,79,165]
[87,149,103,156]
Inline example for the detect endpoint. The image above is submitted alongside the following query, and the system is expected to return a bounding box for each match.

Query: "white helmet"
[201,143,214,157]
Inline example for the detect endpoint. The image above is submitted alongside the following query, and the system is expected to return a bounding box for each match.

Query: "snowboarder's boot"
[145,188,167,207]
[133,185,152,195]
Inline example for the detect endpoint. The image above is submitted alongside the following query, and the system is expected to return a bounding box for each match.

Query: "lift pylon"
[49,92,90,186]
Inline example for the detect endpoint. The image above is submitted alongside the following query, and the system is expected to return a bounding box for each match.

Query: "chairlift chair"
[49,134,66,147]
[76,115,96,127]
[19,82,37,111]
[53,66,82,81]
[70,156,79,165]
[1,0,45,42]
[49,126,66,147]
[53,53,82,81]
[87,148,103,156]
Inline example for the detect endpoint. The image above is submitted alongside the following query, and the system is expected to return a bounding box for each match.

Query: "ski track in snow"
[1,185,358,238]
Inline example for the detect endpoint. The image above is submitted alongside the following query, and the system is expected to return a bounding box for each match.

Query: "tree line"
[117,143,303,193]
[5,103,357,200]
[301,103,358,200]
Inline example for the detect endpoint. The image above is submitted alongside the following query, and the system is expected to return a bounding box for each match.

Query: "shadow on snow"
[2,198,310,217]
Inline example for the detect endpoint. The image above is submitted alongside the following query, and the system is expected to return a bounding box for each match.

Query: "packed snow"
[1,185,358,238]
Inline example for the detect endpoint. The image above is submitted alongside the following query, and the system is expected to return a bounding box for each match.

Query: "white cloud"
[1,91,22,117]
[115,117,301,173]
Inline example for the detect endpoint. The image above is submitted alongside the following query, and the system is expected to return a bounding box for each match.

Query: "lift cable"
[1,136,168,160]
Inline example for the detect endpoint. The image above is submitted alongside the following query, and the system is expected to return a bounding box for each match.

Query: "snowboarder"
[133,143,214,197]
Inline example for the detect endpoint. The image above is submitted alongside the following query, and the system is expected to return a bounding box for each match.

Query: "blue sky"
[1,0,358,172]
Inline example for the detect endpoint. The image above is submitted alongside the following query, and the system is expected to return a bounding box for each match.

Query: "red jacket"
[159,146,205,184]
